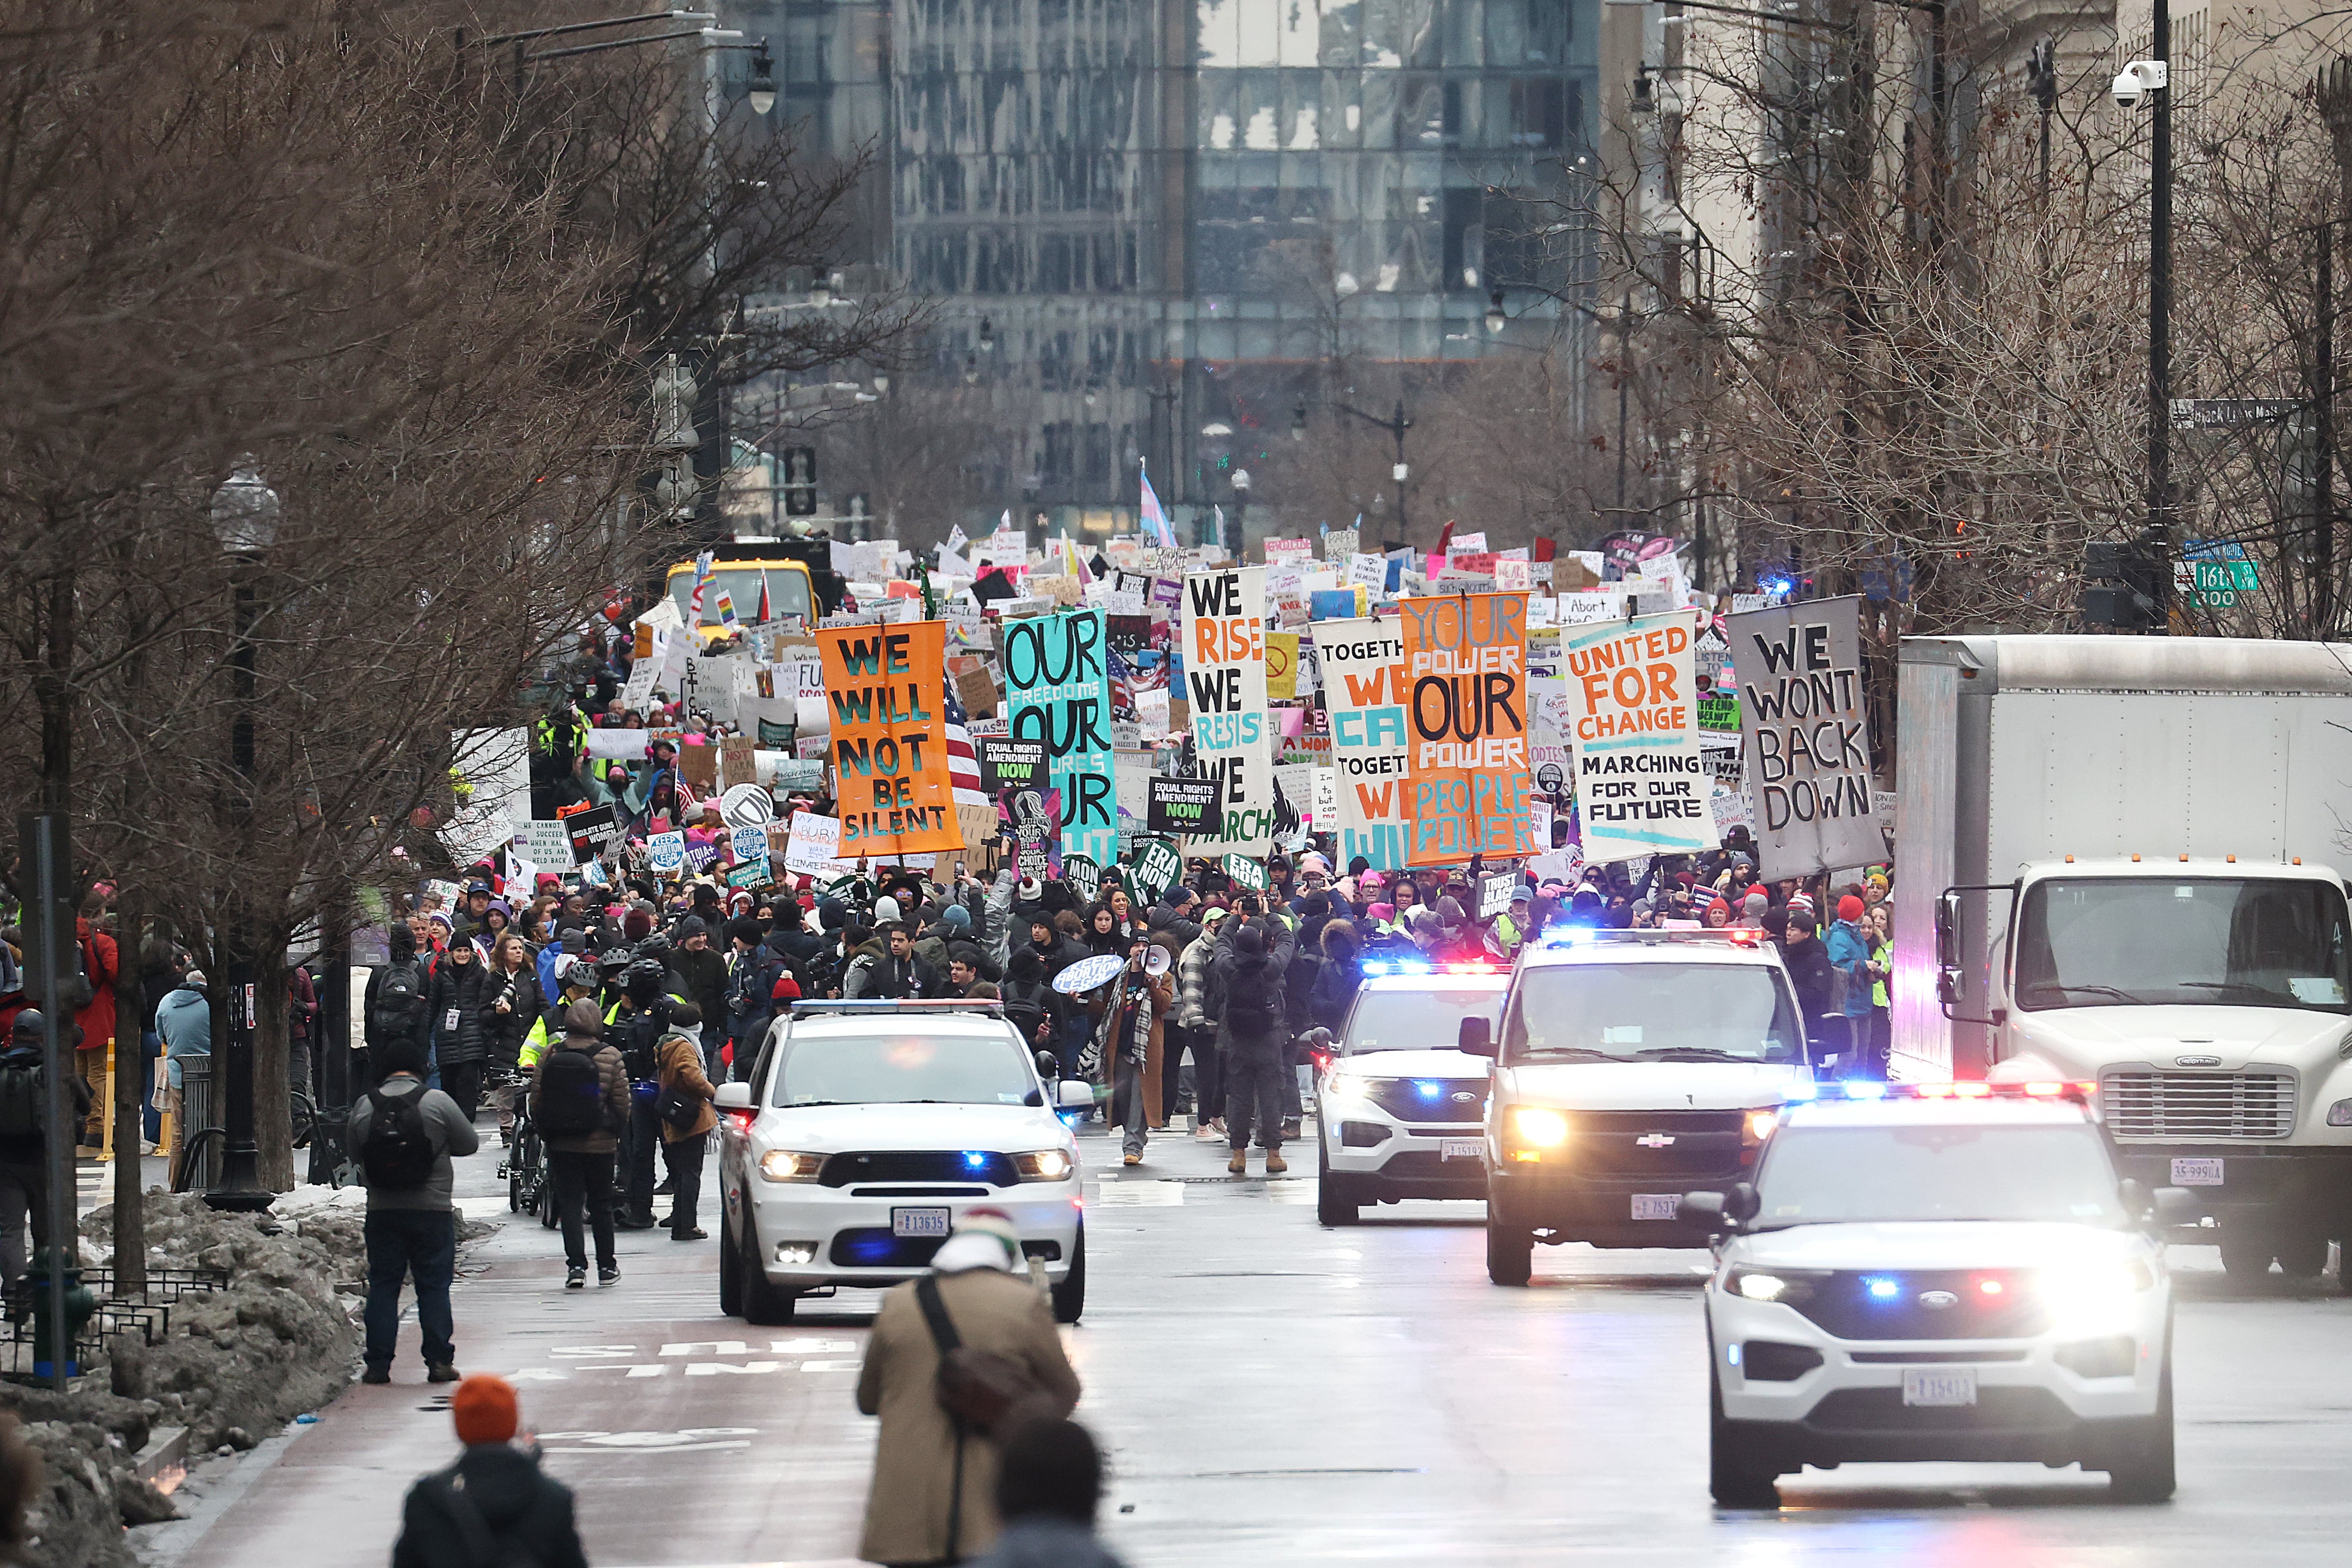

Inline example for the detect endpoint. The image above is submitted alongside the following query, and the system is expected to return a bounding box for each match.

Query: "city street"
[158,1120,2352,1568]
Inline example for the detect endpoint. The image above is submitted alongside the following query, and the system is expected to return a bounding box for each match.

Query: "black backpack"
[728,949,782,1021]
[360,1085,437,1189]
[371,960,426,1044]
[535,1043,608,1136]
[1223,957,1282,1043]
[1000,979,1053,1049]
[0,1056,43,1138]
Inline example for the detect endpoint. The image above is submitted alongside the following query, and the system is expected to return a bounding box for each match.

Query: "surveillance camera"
[2111,69,2142,109]
[2112,59,2166,110]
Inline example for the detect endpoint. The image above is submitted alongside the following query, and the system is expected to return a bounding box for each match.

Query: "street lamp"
[1227,467,1250,559]
[747,38,776,114]
[1485,288,1507,335]
[206,458,279,1213]
[2114,12,2175,629]
[978,317,996,353]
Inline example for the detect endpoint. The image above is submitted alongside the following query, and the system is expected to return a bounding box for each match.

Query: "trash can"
[176,1054,218,1192]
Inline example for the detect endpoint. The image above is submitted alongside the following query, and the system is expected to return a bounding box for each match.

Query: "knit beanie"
[451,1375,518,1446]
[1838,895,1866,923]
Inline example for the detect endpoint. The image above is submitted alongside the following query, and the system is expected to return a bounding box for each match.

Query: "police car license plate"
[1902,1367,1978,1407]
[1631,1194,1680,1220]
[892,1207,952,1238]
[1440,1139,1482,1161]
[2171,1157,2224,1187]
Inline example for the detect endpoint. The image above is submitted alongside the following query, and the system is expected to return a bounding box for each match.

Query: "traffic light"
[2082,541,2165,630]
[782,447,817,516]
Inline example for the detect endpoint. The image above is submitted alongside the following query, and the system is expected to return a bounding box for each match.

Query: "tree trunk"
[110,891,147,1296]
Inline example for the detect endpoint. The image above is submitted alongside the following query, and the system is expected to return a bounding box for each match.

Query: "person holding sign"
[1083,940,1173,1166]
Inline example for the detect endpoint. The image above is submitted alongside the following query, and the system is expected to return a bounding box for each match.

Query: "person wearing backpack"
[392,1374,586,1568]
[364,924,432,1086]
[529,998,629,1289]
[0,1011,92,1285]
[1209,922,1290,1176]
[855,1209,1082,1567]
[723,920,785,1081]
[348,1040,478,1385]
[653,1003,718,1241]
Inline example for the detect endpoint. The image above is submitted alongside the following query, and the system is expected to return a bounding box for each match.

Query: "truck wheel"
[1051,1227,1087,1324]
[2271,1227,2329,1282]
[1486,1215,1534,1286]
[2107,1349,2175,1502]
[1709,1358,1782,1508]
[1316,1144,1359,1227]
[740,1219,798,1326]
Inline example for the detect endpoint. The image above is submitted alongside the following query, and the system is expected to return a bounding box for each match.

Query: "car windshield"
[769,1029,1035,1108]
[669,567,813,628]
[1500,963,1805,1063]
[1343,985,1504,1055]
[2014,877,2352,1013]
[1753,1123,2127,1227]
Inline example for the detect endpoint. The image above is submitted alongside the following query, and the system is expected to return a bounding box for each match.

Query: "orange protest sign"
[1399,592,1534,865]
[818,618,964,857]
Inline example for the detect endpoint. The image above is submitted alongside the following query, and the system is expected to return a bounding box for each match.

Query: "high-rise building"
[725,0,1603,539]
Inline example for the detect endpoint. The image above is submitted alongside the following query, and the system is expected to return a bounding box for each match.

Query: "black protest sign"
[563,805,620,865]
[1477,869,1519,920]
[1148,777,1223,836]
[1129,839,1182,901]
[1727,595,1883,880]
[1064,854,1101,902]
[982,738,1047,792]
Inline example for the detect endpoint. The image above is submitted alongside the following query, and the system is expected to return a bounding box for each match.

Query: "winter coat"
[155,986,212,1088]
[1208,944,1290,1056]
[1823,919,1875,1018]
[1781,935,1838,1026]
[72,918,118,1052]
[967,1517,1132,1568]
[1086,966,1172,1122]
[426,952,492,1066]
[1307,949,1364,1033]
[480,962,543,1072]
[655,1031,719,1142]
[530,1009,631,1157]
[392,1444,587,1568]
[855,1267,1083,1565]
[670,943,730,1039]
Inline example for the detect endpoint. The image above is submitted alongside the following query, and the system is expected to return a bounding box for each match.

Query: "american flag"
[943,688,986,809]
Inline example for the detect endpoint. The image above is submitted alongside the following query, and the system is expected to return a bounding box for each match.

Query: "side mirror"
[1726,1181,1760,1221]
[2152,1186,2201,1229]
[1677,1190,1726,1226]
[1035,1050,1061,1078]
[1457,1016,1495,1057]
[714,1082,752,1111]
[1934,888,1965,1009]
[1057,1080,1095,1110]
[2118,1176,2150,1220]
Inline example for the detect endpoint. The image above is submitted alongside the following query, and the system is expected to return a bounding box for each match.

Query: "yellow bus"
[663,547,822,643]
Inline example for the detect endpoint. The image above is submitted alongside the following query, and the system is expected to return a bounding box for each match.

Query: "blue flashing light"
[1727,1343,1742,1367]
[1842,1081,1887,1100]
[1362,960,1392,977]
[964,1151,990,1170]
[1782,1082,1819,1101]
[1394,958,1432,974]
[1864,1276,1902,1302]
[1415,1081,1444,1097]
[1058,1110,1085,1128]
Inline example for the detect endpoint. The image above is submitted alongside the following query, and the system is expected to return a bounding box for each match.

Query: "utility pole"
[2149,0,2174,628]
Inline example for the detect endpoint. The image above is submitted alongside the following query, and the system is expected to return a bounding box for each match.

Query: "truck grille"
[1565,1109,1747,1179]
[2100,1071,2296,1140]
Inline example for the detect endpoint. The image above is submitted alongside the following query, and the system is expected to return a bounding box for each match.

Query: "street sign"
[2194,561,2258,594]
[2170,398,2300,430]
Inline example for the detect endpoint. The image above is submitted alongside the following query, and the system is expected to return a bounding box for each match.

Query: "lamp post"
[207,459,279,1213]
[1228,467,1250,559]
[2115,16,2174,628]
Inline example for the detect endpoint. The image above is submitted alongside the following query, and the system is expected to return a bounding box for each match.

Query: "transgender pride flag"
[1139,459,1177,548]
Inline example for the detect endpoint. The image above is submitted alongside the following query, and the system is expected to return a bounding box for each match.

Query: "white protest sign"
[1727,596,1882,878]
[1181,566,1276,854]
[783,811,850,877]
[646,831,686,871]
[1560,613,1716,862]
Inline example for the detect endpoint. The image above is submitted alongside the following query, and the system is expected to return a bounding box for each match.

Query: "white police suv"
[1316,959,1508,1225]
[714,1000,1093,1325]
[1688,1080,2188,1506]
[1460,929,1814,1282]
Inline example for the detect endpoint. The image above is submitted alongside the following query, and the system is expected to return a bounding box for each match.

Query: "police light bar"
[1537,927,1766,949]
[1781,1080,2097,1104]
[1360,958,1505,978]
[789,999,1006,1018]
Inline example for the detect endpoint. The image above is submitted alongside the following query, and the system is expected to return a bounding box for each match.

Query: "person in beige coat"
[855,1210,1082,1566]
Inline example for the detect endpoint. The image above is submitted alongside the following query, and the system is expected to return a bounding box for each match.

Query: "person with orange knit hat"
[393,1375,586,1568]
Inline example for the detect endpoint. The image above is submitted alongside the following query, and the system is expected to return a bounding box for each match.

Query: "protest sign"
[1312,617,1410,869]
[562,805,621,865]
[720,781,775,828]
[1001,608,1119,866]
[1697,691,1741,732]
[1727,596,1881,878]
[728,824,770,863]
[1478,869,1519,920]
[514,819,575,868]
[726,859,769,889]
[1181,567,1277,853]
[783,811,847,877]
[1398,594,1536,864]
[1223,853,1268,890]
[1147,777,1223,836]
[720,735,758,789]
[1559,612,1716,862]
[819,618,964,858]
[1264,631,1299,701]
[1129,839,1182,901]
[646,831,686,872]
[981,738,1048,792]
[1063,855,1102,902]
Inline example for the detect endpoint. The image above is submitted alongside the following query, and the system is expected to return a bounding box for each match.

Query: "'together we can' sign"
[1398,593,1536,865]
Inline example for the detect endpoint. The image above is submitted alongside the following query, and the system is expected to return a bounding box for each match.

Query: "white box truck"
[1895,635,2352,1279]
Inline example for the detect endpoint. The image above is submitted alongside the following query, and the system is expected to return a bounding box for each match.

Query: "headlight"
[1723,1266,1821,1304]
[1743,1109,1778,1144]
[1325,1074,1375,1111]
[1012,1149,1075,1182]
[758,1150,826,1182]
[2039,1262,2154,1329]
[1509,1106,1571,1148]
[2328,1098,2352,1127]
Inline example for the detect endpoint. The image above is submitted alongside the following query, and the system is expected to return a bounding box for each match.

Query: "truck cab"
[664,540,833,645]
[1462,929,1816,1284]
[1935,858,2352,1277]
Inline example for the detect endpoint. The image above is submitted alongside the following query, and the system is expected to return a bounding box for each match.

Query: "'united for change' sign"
[1726,596,1881,879]
[1558,612,1716,863]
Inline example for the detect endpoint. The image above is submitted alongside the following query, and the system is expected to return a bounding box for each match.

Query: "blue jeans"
[363,1208,456,1370]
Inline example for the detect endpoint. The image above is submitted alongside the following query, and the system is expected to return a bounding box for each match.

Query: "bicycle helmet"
[552,952,595,990]
[624,956,669,999]
[635,930,672,963]
[596,950,632,981]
